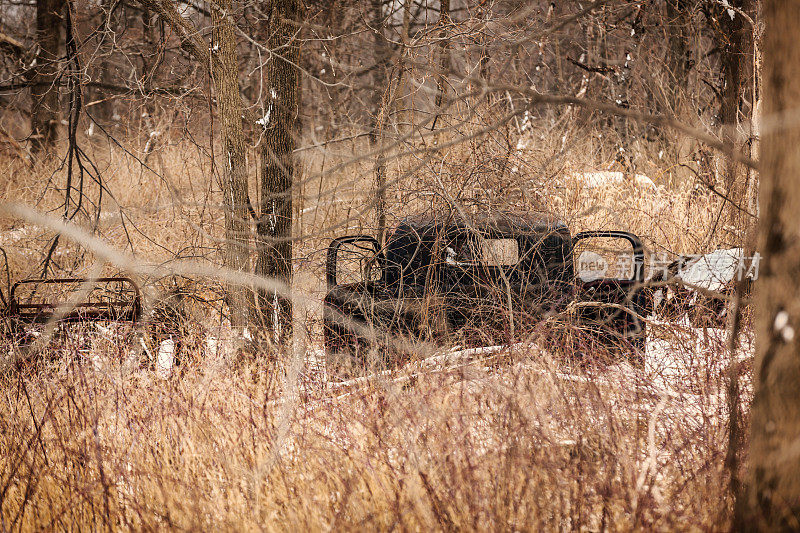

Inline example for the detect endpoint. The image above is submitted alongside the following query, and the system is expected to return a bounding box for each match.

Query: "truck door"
[323,236,384,354]
[326,236,383,292]
[572,231,647,352]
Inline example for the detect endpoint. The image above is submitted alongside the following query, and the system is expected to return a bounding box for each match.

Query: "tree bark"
[211,0,252,328]
[369,0,389,245]
[91,0,118,124]
[665,0,696,182]
[141,7,160,158]
[737,2,800,529]
[433,0,450,125]
[666,0,691,94]
[134,0,254,326]
[396,0,412,128]
[716,0,756,243]
[254,0,300,346]
[30,0,65,155]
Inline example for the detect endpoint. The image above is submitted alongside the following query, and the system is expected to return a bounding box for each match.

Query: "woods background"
[2,0,799,530]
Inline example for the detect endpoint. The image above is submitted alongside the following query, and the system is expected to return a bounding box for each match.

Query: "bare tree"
[666,0,692,92]
[737,1,800,528]
[136,0,253,327]
[369,0,390,245]
[29,0,65,154]
[433,0,450,126]
[715,0,757,242]
[665,0,696,180]
[254,0,301,345]
[210,0,252,328]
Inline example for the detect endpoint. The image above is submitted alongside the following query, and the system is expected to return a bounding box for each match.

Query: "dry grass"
[0,330,741,530]
[0,122,748,530]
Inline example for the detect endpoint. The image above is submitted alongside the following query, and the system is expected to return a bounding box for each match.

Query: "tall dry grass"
[0,118,748,530]
[1,328,742,530]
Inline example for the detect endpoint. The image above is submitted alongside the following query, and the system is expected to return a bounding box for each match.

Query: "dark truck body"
[323,211,648,367]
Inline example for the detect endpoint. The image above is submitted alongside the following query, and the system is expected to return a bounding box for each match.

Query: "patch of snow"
[721,0,736,19]
[95,323,114,340]
[774,311,788,331]
[678,248,744,292]
[520,110,531,132]
[571,171,656,190]
[0,225,30,245]
[156,338,175,379]
[205,335,219,357]
[445,246,457,265]
[256,102,273,128]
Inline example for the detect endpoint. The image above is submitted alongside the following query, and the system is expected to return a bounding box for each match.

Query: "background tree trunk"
[665,0,697,183]
[396,0,412,131]
[433,0,450,124]
[30,0,65,155]
[666,0,691,92]
[738,1,800,529]
[369,0,389,245]
[211,0,252,328]
[141,7,160,159]
[254,0,300,347]
[435,0,450,109]
[716,0,756,244]
[90,0,118,124]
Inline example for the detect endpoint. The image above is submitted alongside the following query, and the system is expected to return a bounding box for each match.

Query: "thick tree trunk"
[211,0,252,328]
[666,0,691,92]
[254,0,300,347]
[717,0,756,243]
[737,2,800,529]
[30,0,65,155]
[135,0,253,328]
[91,0,118,124]
[477,1,490,101]
[665,0,696,182]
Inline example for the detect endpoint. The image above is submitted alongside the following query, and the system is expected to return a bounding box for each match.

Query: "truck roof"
[391,210,568,238]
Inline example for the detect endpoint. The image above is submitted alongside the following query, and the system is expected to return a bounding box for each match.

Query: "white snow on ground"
[247,319,753,500]
[1,213,122,247]
[304,317,753,404]
[0,225,29,245]
[570,171,657,190]
[156,338,176,379]
[678,248,750,291]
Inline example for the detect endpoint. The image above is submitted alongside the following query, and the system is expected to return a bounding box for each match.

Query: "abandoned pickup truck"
[323,211,649,371]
